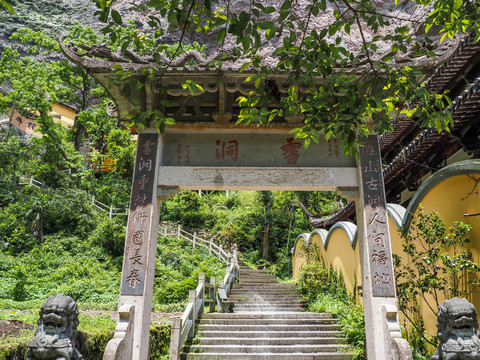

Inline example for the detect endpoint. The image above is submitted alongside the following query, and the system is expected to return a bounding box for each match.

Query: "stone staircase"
[182,263,353,359]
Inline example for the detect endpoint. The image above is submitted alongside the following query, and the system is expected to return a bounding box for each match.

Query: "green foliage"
[89,172,132,208]
[297,249,364,358]
[395,206,477,311]
[89,0,471,153]
[309,294,365,359]
[154,235,225,307]
[393,206,477,356]
[161,190,322,277]
[148,324,171,360]
[88,217,126,258]
[0,235,120,303]
[298,262,330,304]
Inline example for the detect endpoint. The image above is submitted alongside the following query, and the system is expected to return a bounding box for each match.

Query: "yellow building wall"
[292,168,480,336]
[51,103,76,128]
[322,229,361,298]
[293,229,361,301]
[292,236,308,280]
[410,174,480,334]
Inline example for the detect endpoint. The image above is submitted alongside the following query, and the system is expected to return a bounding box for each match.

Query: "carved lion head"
[37,295,79,339]
[436,297,479,343]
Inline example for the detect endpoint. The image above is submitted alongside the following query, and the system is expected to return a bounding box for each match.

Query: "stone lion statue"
[27,295,83,360]
[432,297,480,360]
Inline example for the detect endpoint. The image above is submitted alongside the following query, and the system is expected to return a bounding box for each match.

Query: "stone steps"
[182,263,353,360]
[186,344,347,353]
[182,353,353,359]
[199,331,344,338]
[197,324,343,332]
[197,337,345,346]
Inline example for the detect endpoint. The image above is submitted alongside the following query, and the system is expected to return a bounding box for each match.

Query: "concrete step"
[232,301,303,305]
[232,300,303,303]
[232,305,304,310]
[230,289,299,295]
[231,295,302,300]
[197,324,342,332]
[199,318,340,325]
[186,344,348,354]
[234,281,296,290]
[231,288,299,292]
[199,330,344,338]
[233,281,297,289]
[232,302,303,306]
[197,337,346,346]
[233,308,305,312]
[201,312,333,319]
[181,264,353,360]
[183,353,353,359]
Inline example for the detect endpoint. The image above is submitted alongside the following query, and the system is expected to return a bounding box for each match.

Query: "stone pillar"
[355,135,412,360]
[114,130,163,360]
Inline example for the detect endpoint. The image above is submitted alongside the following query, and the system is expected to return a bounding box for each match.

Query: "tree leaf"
[263,6,276,14]
[217,28,226,43]
[257,21,274,29]
[239,62,251,72]
[111,10,123,25]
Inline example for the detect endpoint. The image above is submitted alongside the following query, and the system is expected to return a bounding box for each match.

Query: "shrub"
[153,235,226,307]
[393,206,477,357]
[297,246,364,358]
[88,217,126,258]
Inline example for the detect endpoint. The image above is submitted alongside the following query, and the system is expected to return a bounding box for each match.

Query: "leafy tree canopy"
[86,0,480,153]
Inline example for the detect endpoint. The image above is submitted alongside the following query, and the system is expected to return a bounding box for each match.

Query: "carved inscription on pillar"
[121,133,158,296]
[359,135,395,297]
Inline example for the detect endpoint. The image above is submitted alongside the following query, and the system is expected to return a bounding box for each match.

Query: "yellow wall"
[322,230,360,297]
[292,162,480,336]
[292,236,308,280]
[411,174,480,334]
[51,103,76,128]
[293,227,361,300]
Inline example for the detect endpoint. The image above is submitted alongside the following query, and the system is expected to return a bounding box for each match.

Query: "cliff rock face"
[0,1,100,52]
[0,0,157,56]
[2,0,459,70]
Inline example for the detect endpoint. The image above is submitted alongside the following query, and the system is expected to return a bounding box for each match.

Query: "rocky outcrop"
[0,0,147,57]
[0,1,98,54]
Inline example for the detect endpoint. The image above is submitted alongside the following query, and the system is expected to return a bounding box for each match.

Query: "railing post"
[226,252,232,267]
[219,245,223,261]
[92,195,95,205]
[199,272,205,315]
[109,205,113,219]
[177,225,181,239]
[188,290,196,339]
[30,176,33,185]
[209,276,216,313]
[209,238,212,254]
[164,224,168,237]
[169,318,182,360]
[193,232,197,248]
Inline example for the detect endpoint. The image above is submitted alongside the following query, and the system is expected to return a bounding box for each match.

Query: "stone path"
[182,263,353,359]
